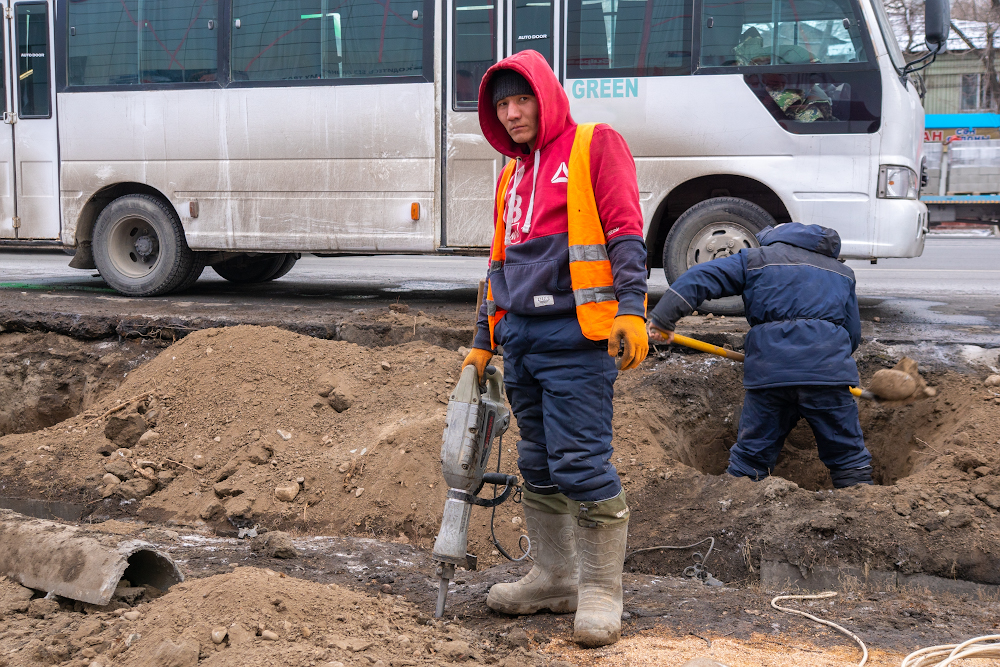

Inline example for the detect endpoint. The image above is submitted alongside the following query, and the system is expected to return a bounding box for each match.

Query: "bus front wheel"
[662,197,775,316]
[212,254,298,284]
[93,194,201,297]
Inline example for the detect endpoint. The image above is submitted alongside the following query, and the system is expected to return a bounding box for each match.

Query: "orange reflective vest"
[486,123,632,349]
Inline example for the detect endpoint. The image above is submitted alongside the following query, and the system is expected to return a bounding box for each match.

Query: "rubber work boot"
[486,504,578,614]
[573,496,629,647]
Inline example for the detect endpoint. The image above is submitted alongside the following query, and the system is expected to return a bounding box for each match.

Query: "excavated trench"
[638,355,933,491]
[0,332,162,437]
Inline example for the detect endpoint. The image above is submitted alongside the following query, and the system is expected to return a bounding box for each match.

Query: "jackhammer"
[432,364,519,618]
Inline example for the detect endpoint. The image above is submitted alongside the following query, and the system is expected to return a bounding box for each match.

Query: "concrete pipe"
[0,509,183,605]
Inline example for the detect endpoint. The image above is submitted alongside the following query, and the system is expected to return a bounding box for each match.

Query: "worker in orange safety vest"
[460,50,648,648]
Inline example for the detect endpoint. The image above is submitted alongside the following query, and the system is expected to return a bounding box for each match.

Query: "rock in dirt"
[200,500,225,521]
[680,660,731,667]
[277,429,293,441]
[191,453,207,469]
[102,472,121,486]
[869,369,917,401]
[117,478,157,501]
[104,456,134,480]
[138,430,160,445]
[436,640,474,661]
[328,389,354,413]
[985,374,1000,387]
[250,531,299,559]
[211,627,228,644]
[27,598,58,618]
[261,629,279,641]
[105,413,147,448]
[146,639,199,667]
[506,627,530,649]
[274,482,299,502]
[123,610,142,621]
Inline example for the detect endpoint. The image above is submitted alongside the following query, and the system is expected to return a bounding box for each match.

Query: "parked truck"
[922,113,1000,228]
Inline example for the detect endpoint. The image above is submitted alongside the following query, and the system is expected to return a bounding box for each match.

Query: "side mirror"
[924,0,951,48]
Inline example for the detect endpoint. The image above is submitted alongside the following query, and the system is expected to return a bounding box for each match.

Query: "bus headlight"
[878,165,919,199]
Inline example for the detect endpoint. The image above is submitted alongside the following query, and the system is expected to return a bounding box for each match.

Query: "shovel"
[666,334,929,402]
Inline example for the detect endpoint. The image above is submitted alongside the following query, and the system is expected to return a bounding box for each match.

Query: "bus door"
[1,0,58,240]
[443,0,502,247]
[443,0,561,247]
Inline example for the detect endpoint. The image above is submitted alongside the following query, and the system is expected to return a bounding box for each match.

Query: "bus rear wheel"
[212,254,298,284]
[93,194,200,297]
[662,197,775,316]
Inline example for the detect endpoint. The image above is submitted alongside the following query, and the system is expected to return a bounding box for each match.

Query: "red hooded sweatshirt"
[472,50,647,350]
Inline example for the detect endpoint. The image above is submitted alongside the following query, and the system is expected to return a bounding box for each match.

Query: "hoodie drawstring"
[522,148,540,235]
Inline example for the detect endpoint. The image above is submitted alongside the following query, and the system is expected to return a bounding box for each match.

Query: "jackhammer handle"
[671,334,746,362]
[483,472,518,486]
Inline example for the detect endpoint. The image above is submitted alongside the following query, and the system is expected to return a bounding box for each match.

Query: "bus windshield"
[870,0,906,71]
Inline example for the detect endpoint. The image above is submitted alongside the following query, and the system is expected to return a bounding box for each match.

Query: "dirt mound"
[1,325,999,587]
[0,325,526,564]
[0,566,550,667]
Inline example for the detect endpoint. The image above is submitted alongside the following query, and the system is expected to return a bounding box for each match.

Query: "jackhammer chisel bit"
[431,364,518,618]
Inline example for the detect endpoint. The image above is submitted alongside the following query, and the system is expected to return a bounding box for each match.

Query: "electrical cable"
[625,537,715,581]
[770,592,868,667]
[488,433,531,562]
[900,635,1000,667]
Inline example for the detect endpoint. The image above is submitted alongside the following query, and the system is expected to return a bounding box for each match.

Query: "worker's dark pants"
[495,313,622,503]
[728,386,873,488]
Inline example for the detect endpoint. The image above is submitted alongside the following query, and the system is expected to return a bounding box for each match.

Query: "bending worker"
[648,222,874,488]
[460,50,649,647]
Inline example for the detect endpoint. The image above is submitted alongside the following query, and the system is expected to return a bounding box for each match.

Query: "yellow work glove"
[608,315,648,371]
[461,348,494,382]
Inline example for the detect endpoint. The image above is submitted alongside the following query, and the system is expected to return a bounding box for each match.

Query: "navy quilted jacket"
[649,223,861,389]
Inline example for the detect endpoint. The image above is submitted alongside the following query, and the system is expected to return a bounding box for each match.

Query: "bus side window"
[231,0,425,82]
[66,0,218,86]
[16,2,49,117]
[700,0,868,68]
[566,0,692,77]
[454,0,496,108]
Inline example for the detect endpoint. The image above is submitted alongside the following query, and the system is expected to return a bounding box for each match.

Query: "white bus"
[0,0,942,298]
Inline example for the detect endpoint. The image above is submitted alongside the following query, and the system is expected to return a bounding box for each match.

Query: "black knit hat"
[491,69,534,107]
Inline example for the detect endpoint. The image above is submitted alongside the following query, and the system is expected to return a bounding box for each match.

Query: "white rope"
[770,591,868,667]
[900,635,1000,667]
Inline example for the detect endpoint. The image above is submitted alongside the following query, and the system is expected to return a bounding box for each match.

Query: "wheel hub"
[107,217,161,279]
[686,222,758,267]
[134,234,157,259]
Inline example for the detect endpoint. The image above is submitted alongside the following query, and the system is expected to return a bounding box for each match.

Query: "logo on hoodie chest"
[551,162,568,184]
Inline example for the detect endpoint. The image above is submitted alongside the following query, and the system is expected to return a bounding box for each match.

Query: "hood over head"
[756,222,842,259]
[478,50,574,158]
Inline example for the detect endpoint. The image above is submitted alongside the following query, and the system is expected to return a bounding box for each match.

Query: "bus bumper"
[872,198,928,258]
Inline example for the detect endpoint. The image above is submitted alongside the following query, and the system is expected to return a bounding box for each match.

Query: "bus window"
[67,1,218,87]
[16,3,49,117]
[700,0,868,67]
[454,0,496,108]
[231,0,425,81]
[567,0,692,77]
[513,0,552,66]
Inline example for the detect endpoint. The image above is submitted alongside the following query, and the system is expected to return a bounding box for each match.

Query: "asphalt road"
[0,236,998,353]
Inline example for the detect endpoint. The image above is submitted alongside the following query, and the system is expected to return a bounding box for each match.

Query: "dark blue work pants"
[495,313,622,502]
[728,386,873,488]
